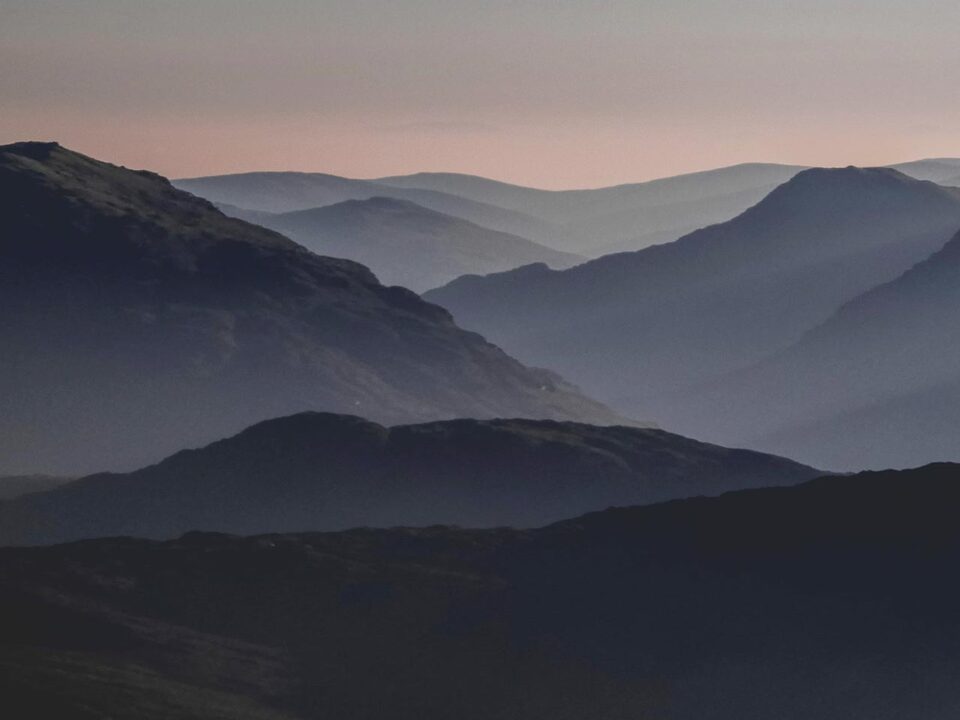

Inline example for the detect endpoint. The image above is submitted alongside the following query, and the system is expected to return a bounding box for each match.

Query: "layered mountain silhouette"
[178,160,960,259]
[425,168,960,424]
[2,463,959,719]
[0,411,818,545]
[663,227,960,469]
[174,171,559,244]
[0,141,620,476]
[378,162,808,255]
[236,196,581,292]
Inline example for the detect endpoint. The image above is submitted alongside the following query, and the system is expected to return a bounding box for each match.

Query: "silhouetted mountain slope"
[174,171,559,245]
[0,411,818,545]
[211,200,278,226]
[0,475,72,501]
[3,463,960,719]
[0,141,619,475]
[251,197,581,292]
[667,227,960,470]
[572,181,799,255]
[379,163,807,254]
[426,167,960,415]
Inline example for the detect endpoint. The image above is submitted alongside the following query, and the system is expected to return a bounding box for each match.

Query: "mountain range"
[0,141,619,476]
[425,167,960,468]
[174,171,559,245]
[231,196,581,292]
[178,159,960,259]
[377,162,808,255]
[0,411,819,546]
[3,462,959,719]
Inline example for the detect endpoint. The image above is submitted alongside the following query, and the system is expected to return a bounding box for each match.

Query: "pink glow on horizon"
[3,109,958,189]
[4,0,959,188]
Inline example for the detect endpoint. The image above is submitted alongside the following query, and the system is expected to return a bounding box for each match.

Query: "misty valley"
[3,138,960,719]
[5,1,960,707]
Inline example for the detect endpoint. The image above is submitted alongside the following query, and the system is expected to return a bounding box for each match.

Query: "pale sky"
[2,0,959,188]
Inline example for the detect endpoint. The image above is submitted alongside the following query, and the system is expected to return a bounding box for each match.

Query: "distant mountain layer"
[2,463,960,719]
[174,171,560,245]
[179,159,960,258]
[0,411,818,545]
[0,142,619,475]
[667,227,960,469]
[238,197,582,292]
[425,168,960,469]
[378,163,808,254]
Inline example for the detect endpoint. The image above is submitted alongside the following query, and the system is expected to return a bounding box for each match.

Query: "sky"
[2,0,959,188]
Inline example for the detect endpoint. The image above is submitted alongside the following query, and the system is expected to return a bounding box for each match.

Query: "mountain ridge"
[425,166,960,426]
[0,410,818,546]
[666,226,960,469]
[174,170,561,244]
[246,196,581,291]
[2,463,960,719]
[178,158,960,257]
[0,141,621,475]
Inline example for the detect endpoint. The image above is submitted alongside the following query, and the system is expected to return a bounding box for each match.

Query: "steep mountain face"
[174,171,559,244]
[378,163,808,255]
[247,197,581,292]
[0,411,818,545]
[0,142,620,476]
[3,464,960,719]
[669,228,960,470]
[425,167,960,416]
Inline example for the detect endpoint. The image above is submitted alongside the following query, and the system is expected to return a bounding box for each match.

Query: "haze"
[2,0,959,188]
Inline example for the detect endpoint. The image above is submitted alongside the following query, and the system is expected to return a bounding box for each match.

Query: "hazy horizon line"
[6,137,960,193]
[130,154,960,193]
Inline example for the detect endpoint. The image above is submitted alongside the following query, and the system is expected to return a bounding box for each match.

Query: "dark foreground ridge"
[2,463,959,719]
[0,412,819,545]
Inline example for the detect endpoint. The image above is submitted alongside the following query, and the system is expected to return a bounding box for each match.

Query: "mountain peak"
[758,164,950,205]
[2,140,62,160]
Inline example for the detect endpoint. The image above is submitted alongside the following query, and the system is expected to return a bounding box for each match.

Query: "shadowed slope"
[669,227,960,469]
[0,141,619,475]
[0,476,73,501]
[2,464,960,719]
[0,411,818,545]
[251,197,581,292]
[426,167,960,414]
